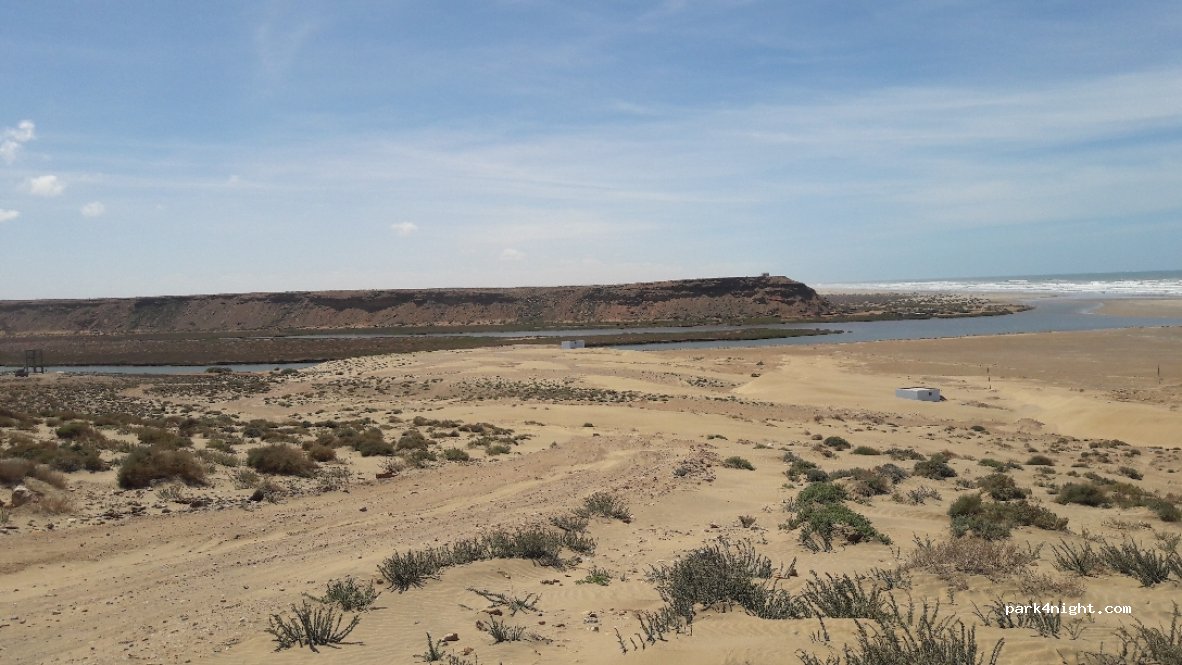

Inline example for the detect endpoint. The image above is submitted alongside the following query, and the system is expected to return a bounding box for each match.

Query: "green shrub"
[378,526,592,591]
[787,502,891,550]
[5,439,106,472]
[196,448,239,467]
[1026,454,1055,466]
[1117,466,1144,480]
[396,429,430,451]
[307,577,380,611]
[822,436,851,451]
[1106,606,1182,663]
[576,566,613,586]
[580,491,632,522]
[784,454,823,481]
[266,600,361,652]
[874,463,910,484]
[885,447,925,461]
[797,604,1003,665]
[487,443,511,455]
[1107,481,1155,509]
[337,428,391,455]
[0,458,33,486]
[852,446,881,455]
[0,458,67,488]
[0,407,38,430]
[1056,482,1111,507]
[800,571,890,620]
[354,438,394,456]
[1050,540,1105,577]
[722,456,755,470]
[804,468,830,483]
[1099,540,1174,587]
[829,468,892,498]
[468,588,541,615]
[1147,498,1182,523]
[796,482,848,506]
[914,455,957,480]
[977,473,1029,501]
[993,502,1068,531]
[118,446,206,489]
[402,448,437,468]
[247,444,318,477]
[648,538,806,621]
[442,447,470,462]
[305,444,336,462]
[950,494,1068,540]
[948,493,984,519]
[951,515,1012,541]
[55,421,105,444]
[137,427,192,448]
[484,617,526,643]
[894,485,942,505]
[550,513,589,533]
[207,439,235,453]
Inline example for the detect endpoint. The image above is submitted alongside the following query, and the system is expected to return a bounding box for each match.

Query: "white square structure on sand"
[896,387,941,401]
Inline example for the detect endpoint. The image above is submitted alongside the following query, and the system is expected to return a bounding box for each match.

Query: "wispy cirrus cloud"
[254,8,319,90]
[0,209,20,223]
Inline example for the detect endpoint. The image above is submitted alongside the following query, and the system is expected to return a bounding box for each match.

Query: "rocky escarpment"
[0,275,829,335]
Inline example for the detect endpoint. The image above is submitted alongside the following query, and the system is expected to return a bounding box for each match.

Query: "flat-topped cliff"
[0,275,828,335]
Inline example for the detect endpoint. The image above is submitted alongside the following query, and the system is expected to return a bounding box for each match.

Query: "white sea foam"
[820,273,1182,296]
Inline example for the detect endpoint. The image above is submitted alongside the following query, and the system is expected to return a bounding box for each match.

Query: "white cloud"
[499,248,526,261]
[24,174,65,197]
[391,221,418,236]
[80,201,106,218]
[0,209,19,223]
[1,120,36,164]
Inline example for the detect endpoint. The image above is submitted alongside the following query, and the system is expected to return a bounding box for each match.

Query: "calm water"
[615,297,1182,351]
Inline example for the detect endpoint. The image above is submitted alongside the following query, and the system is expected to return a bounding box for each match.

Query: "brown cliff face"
[0,276,829,335]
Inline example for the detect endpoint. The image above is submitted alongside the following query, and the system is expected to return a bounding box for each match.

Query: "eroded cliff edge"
[0,275,828,335]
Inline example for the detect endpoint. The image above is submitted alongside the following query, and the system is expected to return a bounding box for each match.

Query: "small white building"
[896,386,941,402]
[560,339,586,350]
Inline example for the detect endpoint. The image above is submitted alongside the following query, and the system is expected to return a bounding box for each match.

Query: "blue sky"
[2,1,1181,298]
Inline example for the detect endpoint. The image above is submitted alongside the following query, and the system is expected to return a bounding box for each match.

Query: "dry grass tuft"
[905,535,1039,586]
[0,458,67,489]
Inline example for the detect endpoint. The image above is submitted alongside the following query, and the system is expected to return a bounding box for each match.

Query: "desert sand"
[3,327,1182,664]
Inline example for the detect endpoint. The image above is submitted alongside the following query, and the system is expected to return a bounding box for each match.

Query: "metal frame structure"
[23,349,45,374]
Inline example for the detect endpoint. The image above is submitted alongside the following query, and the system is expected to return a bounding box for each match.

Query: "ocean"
[818,269,1182,296]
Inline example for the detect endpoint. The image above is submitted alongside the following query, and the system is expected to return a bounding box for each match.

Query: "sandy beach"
[3,327,1182,664]
[1095,298,1182,318]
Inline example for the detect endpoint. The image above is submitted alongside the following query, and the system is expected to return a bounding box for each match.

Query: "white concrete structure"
[560,340,586,350]
[895,387,941,401]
